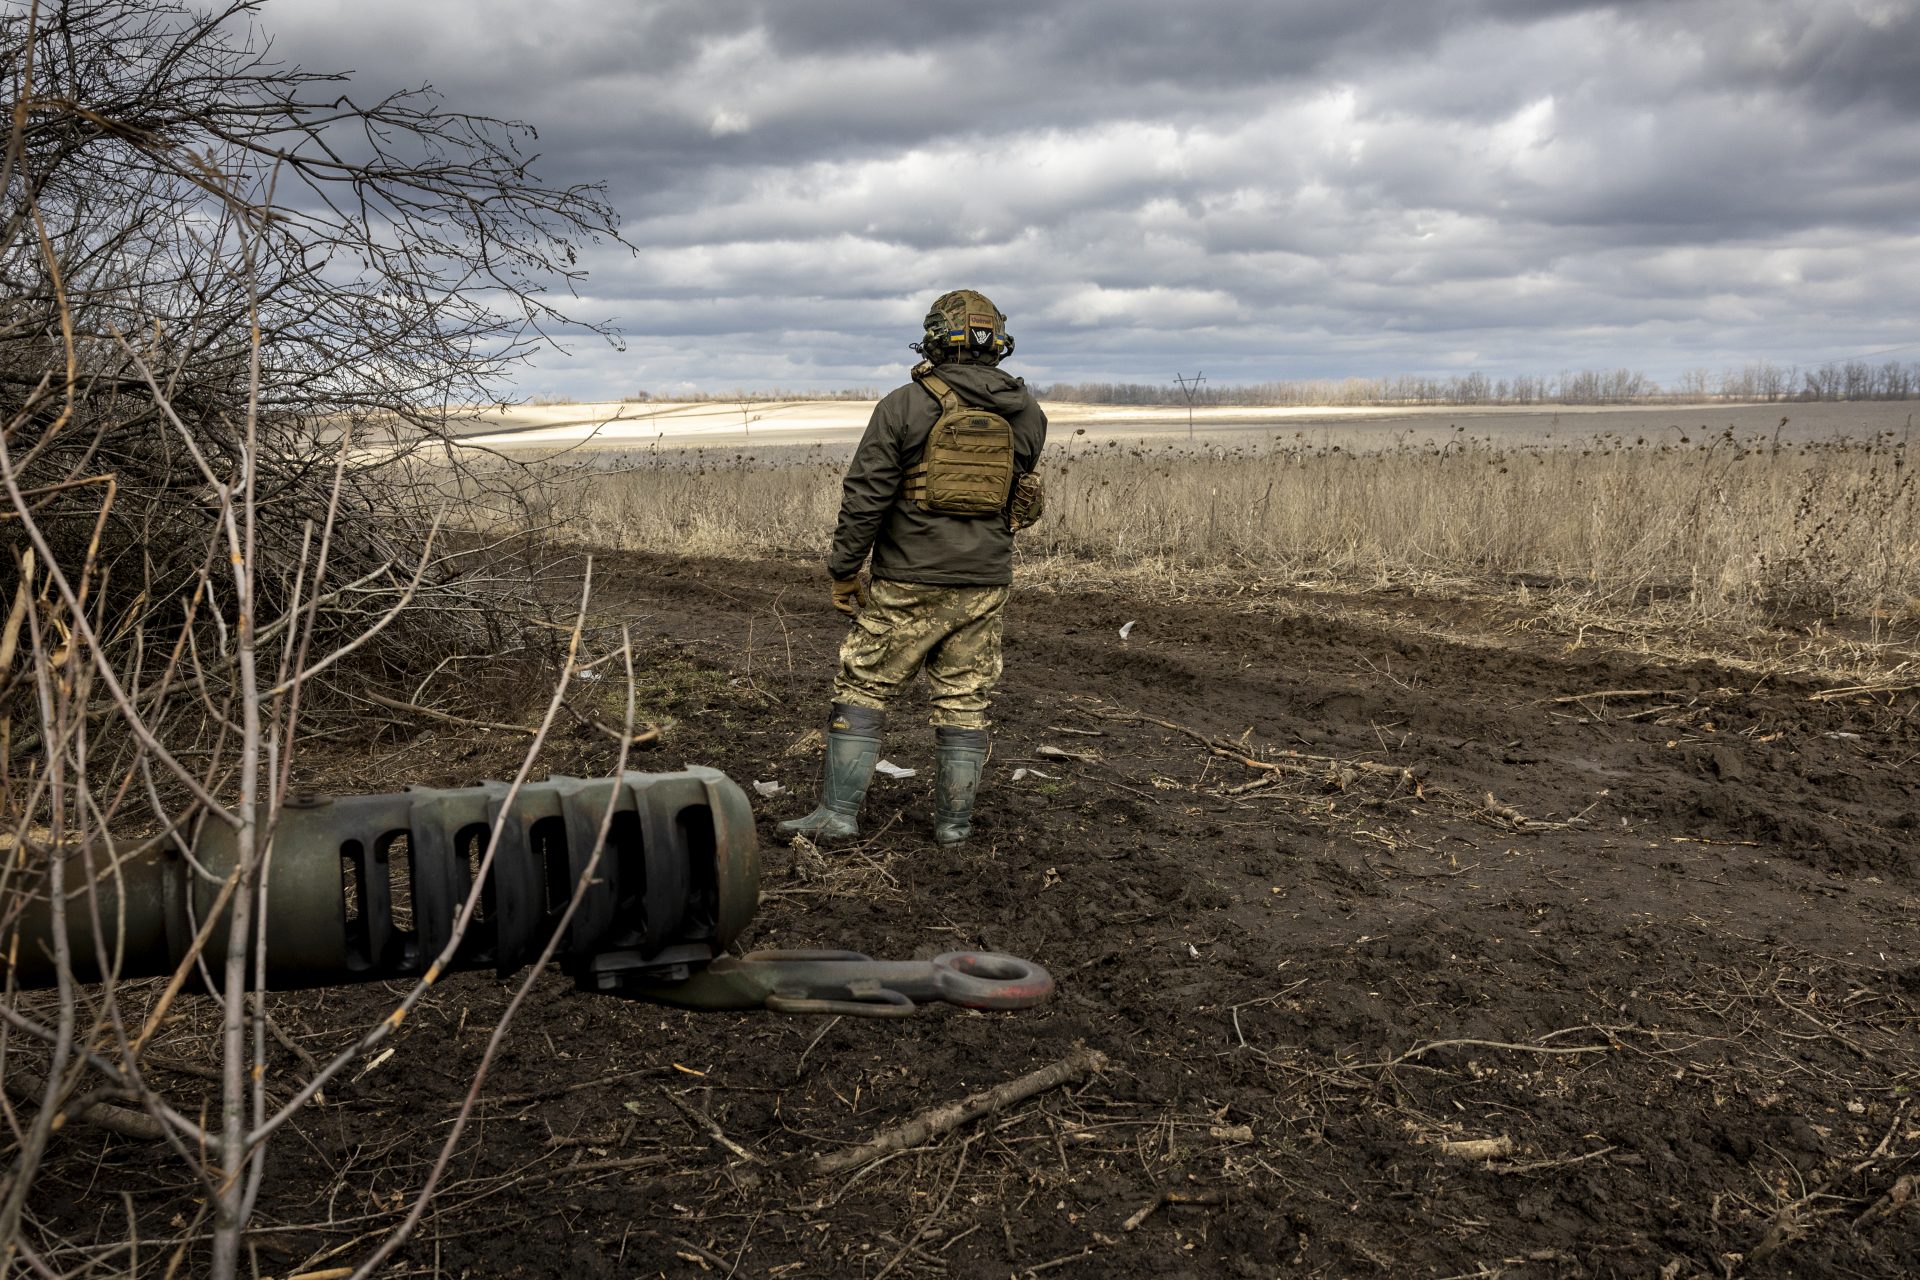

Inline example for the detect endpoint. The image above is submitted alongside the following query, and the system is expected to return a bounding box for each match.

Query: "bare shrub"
[1,0,622,673]
[2,2,628,1275]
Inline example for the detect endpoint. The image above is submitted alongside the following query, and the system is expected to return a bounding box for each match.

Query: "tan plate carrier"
[903,368,1016,517]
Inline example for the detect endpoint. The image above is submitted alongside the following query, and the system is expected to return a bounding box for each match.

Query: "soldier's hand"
[831,576,868,617]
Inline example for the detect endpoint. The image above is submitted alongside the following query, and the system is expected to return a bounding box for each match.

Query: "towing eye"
[618,949,1054,1017]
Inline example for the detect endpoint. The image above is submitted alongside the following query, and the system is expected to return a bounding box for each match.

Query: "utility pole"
[1174,372,1206,442]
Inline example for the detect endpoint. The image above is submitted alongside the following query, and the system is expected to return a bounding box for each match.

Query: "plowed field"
[41,550,1920,1279]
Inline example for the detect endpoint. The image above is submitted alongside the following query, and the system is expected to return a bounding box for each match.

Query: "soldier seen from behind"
[782,290,1048,845]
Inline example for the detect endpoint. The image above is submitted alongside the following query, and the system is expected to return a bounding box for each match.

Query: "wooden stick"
[668,1237,731,1271]
[1808,682,1920,702]
[1083,707,1414,783]
[552,1152,671,1178]
[563,702,664,747]
[1035,744,1100,763]
[1489,1144,1617,1175]
[358,689,536,735]
[479,1065,674,1107]
[813,1045,1108,1176]
[660,1086,763,1166]
[1854,1173,1915,1229]
[1021,1247,1098,1276]
[1540,689,1665,704]
[359,689,661,747]
[1122,1187,1228,1231]
[1362,1034,1613,1070]
[1751,1104,1908,1262]
[5,1068,166,1141]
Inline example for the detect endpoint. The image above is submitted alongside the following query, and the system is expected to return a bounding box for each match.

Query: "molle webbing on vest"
[903,369,1016,517]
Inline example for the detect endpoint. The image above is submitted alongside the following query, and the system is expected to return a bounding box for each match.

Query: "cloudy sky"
[268,0,1920,396]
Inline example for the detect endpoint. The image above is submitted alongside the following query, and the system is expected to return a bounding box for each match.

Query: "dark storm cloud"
[265,0,1920,395]
[1692,1,1920,112]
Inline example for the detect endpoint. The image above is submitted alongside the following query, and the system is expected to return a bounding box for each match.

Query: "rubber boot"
[779,703,883,839]
[932,726,990,845]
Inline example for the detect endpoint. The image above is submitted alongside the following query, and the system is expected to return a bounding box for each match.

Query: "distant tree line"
[1037,358,1920,407]
[623,387,879,403]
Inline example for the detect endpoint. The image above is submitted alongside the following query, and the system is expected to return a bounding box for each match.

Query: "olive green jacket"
[827,363,1048,586]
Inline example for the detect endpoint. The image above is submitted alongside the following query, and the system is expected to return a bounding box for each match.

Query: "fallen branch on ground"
[657,1087,764,1173]
[358,690,548,736]
[566,708,665,747]
[1750,1103,1908,1264]
[1808,683,1919,702]
[4,1068,167,1142]
[1352,1031,1616,1071]
[358,689,661,746]
[1480,792,1535,830]
[1036,744,1100,763]
[1539,688,1669,704]
[1122,1186,1229,1231]
[1488,1144,1619,1175]
[812,1045,1108,1177]
[1854,1173,1915,1230]
[1078,706,1418,790]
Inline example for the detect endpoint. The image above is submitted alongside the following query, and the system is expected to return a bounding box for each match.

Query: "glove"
[1007,471,1045,531]
[831,576,868,617]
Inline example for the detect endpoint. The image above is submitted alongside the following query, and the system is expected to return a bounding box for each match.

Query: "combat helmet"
[913,289,1014,363]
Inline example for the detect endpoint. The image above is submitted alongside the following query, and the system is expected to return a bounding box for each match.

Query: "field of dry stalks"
[484,419,1919,658]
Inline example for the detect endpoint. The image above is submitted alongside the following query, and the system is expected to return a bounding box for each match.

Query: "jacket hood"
[930,362,1037,416]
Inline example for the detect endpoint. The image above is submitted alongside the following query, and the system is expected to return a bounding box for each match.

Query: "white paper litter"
[1119,620,1137,639]
[1186,942,1201,959]
[873,759,917,779]
[1011,767,1057,782]
[751,780,784,797]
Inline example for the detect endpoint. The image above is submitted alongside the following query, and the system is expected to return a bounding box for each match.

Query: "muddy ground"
[30,549,1920,1278]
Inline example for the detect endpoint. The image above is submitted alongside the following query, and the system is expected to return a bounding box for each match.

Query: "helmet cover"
[919,289,1013,361]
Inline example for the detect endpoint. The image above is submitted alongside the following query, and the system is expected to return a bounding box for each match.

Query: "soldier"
[781,289,1047,844]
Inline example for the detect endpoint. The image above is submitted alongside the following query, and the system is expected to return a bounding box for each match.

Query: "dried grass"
[471,428,1920,631]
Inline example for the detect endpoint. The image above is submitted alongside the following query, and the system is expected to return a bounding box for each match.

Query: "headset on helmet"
[912,289,1015,363]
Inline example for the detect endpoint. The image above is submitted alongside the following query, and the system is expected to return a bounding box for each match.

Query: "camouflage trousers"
[832,580,1009,729]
